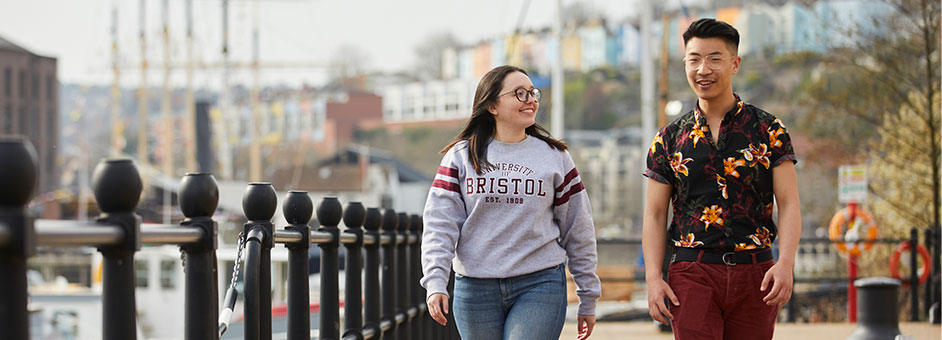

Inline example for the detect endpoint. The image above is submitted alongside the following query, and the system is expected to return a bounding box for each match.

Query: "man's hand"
[646,278,679,324]
[761,261,794,306]
[576,314,595,340]
[426,293,449,326]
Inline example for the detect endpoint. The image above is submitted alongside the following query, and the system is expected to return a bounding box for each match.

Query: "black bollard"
[283,191,312,340]
[0,137,37,340]
[342,202,366,340]
[362,208,383,338]
[846,277,902,340]
[93,159,144,340]
[381,209,399,340]
[317,197,343,340]
[179,173,220,340]
[242,183,278,340]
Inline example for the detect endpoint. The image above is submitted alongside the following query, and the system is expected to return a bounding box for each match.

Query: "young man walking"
[642,18,802,340]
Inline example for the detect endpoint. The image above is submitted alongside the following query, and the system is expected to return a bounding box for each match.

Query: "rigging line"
[506,0,531,62]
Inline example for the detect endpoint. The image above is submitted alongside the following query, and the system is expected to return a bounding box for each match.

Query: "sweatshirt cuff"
[425,279,449,300]
[578,297,598,316]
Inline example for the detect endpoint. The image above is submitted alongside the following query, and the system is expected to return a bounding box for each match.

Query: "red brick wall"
[325,92,383,144]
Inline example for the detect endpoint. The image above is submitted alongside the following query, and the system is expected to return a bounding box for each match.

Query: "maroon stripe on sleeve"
[432,179,461,193]
[554,182,585,206]
[556,168,580,192]
[437,166,459,179]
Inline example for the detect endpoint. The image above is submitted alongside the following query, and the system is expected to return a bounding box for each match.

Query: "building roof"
[321,146,432,183]
[0,35,35,54]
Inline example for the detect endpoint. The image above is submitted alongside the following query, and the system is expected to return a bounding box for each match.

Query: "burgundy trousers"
[667,254,779,340]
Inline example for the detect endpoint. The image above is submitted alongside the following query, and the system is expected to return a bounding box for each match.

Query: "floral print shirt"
[644,95,796,251]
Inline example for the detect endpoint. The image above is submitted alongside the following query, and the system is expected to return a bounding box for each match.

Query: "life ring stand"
[828,207,878,257]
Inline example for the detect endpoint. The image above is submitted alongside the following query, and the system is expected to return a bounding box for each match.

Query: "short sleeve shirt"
[644,95,797,251]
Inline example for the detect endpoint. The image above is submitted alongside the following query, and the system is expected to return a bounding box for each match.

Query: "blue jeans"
[452,264,568,340]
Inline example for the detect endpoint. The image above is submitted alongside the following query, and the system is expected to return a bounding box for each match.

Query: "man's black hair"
[682,18,739,53]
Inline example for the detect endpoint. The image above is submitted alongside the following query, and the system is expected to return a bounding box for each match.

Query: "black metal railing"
[594,232,939,323]
[0,137,460,340]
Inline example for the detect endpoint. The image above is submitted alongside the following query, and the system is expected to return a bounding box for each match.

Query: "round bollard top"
[410,214,422,231]
[397,212,409,231]
[381,208,398,231]
[855,277,902,288]
[0,137,37,206]
[343,202,365,229]
[179,173,218,218]
[92,159,143,213]
[363,208,382,231]
[282,191,313,225]
[242,183,277,221]
[315,197,343,227]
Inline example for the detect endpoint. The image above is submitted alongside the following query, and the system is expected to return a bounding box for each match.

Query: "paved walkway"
[560,322,940,339]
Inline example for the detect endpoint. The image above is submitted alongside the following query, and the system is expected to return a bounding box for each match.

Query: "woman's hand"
[576,314,596,339]
[426,293,449,326]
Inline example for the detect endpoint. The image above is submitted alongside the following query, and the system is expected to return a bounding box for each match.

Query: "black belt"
[671,248,773,266]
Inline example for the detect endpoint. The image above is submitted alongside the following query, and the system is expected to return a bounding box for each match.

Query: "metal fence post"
[933,224,941,324]
[179,173,220,340]
[381,209,398,340]
[93,159,143,340]
[0,137,37,340]
[447,270,459,339]
[343,202,366,340]
[283,191,312,340]
[410,214,423,339]
[925,228,934,321]
[362,208,382,338]
[242,183,278,340]
[396,212,410,340]
[317,197,343,340]
[910,227,919,321]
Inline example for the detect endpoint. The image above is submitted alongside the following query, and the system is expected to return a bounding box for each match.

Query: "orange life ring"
[828,207,878,257]
[889,241,932,286]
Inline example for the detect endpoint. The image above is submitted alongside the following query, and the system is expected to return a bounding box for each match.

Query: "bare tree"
[803,0,940,232]
[411,31,461,81]
[328,44,371,83]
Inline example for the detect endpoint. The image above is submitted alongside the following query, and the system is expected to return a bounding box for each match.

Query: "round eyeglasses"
[682,56,734,70]
[498,87,542,102]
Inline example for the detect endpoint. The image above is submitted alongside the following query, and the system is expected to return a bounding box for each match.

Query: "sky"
[0,0,652,88]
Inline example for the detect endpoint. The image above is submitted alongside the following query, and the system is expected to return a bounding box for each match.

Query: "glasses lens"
[708,57,725,70]
[514,89,528,102]
[531,88,541,101]
[685,58,701,70]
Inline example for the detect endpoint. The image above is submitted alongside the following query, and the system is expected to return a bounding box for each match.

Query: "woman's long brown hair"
[441,65,567,174]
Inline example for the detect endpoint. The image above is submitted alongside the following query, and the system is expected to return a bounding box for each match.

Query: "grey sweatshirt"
[420,136,601,315]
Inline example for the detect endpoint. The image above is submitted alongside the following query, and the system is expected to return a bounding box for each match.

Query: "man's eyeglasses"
[499,88,542,102]
[683,56,734,70]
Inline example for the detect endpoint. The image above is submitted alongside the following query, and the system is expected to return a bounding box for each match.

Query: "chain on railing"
[218,231,246,337]
[0,137,460,340]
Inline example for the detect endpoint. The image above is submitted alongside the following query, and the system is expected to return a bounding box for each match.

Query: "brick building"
[0,36,58,192]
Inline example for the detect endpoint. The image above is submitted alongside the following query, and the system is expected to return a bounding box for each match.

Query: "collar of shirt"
[693,94,745,124]
[691,94,745,149]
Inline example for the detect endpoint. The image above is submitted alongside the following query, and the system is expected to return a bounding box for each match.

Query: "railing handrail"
[33,219,205,246]
[34,219,123,246]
